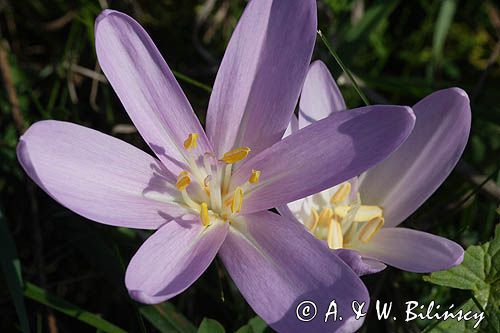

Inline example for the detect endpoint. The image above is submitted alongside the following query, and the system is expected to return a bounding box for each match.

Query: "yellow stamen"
[176,171,191,191]
[220,147,251,164]
[183,133,199,150]
[231,187,244,214]
[249,169,261,184]
[330,182,351,204]
[318,208,333,227]
[334,205,382,222]
[327,219,343,249]
[308,208,320,232]
[358,217,384,243]
[200,202,210,227]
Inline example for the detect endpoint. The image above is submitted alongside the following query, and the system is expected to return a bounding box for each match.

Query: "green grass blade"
[433,0,457,62]
[140,303,197,333]
[23,282,127,333]
[0,209,31,333]
[173,70,212,93]
[343,0,400,43]
[318,30,370,106]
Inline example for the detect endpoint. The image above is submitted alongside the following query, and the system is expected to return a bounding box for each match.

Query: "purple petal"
[233,105,416,214]
[355,228,464,273]
[220,211,369,333]
[283,114,299,138]
[359,88,471,227]
[299,60,347,128]
[126,218,228,304]
[95,10,212,173]
[206,0,317,157]
[276,204,298,222]
[335,249,386,276]
[17,121,188,229]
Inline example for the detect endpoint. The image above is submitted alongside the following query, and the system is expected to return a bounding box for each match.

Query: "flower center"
[176,133,261,227]
[302,182,384,250]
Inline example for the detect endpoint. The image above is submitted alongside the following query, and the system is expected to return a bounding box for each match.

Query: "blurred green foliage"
[0,0,499,332]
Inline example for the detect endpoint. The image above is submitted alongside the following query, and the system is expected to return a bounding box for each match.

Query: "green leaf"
[432,0,457,62]
[423,225,500,332]
[23,282,127,333]
[0,209,30,333]
[235,316,268,333]
[197,318,225,333]
[139,303,197,333]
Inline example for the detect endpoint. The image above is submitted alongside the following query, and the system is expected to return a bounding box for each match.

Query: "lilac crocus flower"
[280,60,471,276]
[17,2,416,332]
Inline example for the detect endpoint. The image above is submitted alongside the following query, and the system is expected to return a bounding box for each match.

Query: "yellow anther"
[249,169,261,184]
[176,171,191,191]
[200,202,210,227]
[183,133,199,150]
[330,182,351,204]
[327,219,343,250]
[221,147,251,164]
[333,206,350,218]
[306,208,320,232]
[334,205,382,222]
[354,206,383,221]
[231,187,244,214]
[358,217,384,243]
[318,208,333,227]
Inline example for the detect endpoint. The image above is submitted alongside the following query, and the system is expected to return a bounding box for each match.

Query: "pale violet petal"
[17,121,188,229]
